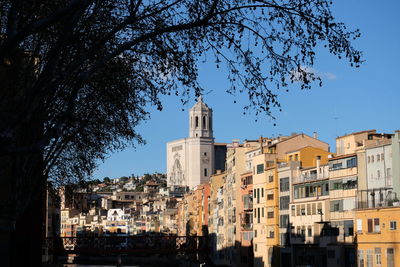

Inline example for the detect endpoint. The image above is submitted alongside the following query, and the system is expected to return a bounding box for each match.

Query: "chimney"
[316,156,321,176]
[313,132,318,139]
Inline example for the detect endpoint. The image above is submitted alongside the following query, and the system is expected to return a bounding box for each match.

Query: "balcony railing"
[292,174,329,184]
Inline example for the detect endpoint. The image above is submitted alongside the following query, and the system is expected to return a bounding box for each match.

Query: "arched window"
[195,116,199,127]
[203,116,206,129]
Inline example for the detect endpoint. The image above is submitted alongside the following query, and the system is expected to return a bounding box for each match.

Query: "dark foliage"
[0,0,362,186]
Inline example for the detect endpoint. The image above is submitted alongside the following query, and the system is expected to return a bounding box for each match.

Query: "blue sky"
[93,1,400,179]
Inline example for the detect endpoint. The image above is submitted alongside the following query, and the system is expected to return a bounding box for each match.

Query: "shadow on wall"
[207,232,258,267]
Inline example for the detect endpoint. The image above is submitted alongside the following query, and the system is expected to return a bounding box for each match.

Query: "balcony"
[357,188,399,209]
[292,173,329,184]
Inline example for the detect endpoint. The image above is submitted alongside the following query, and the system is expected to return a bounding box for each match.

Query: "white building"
[166,97,215,189]
[105,208,131,234]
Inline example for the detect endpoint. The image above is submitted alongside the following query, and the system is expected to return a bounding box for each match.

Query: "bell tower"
[189,96,213,138]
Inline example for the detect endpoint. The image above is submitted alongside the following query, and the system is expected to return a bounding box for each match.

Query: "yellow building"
[356,206,400,267]
[265,162,280,267]
[253,152,276,267]
[286,146,332,168]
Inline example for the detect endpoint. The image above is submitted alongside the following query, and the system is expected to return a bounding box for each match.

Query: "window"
[261,188,264,198]
[195,116,199,127]
[333,181,342,190]
[387,248,394,267]
[312,203,316,215]
[280,215,289,228]
[257,188,260,203]
[308,226,312,237]
[301,227,305,237]
[267,211,274,218]
[267,194,274,200]
[291,205,295,216]
[377,154,380,161]
[377,170,380,178]
[269,175,274,182]
[357,219,363,233]
[307,204,311,215]
[374,218,380,232]
[367,219,373,233]
[345,220,354,236]
[387,168,392,186]
[358,250,364,267]
[279,196,290,210]
[375,248,381,265]
[366,250,373,267]
[330,200,343,212]
[333,203,340,211]
[371,155,374,163]
[390,221,397,230]
[347,157,357,168]
[204,168,208,176]
[294,187,299,199]
[301,208,306,216]
[202,116,206,128]
[381,153,384,160]
[256,164,264,174]
[289,155,293,161]
[262,208,264,217]
[254,229,257,237]
[294,154,298,161]
[280,178,290,192]
[269,230,275,238]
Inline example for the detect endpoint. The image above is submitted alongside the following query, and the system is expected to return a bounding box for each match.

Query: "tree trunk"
[0,51,46,267]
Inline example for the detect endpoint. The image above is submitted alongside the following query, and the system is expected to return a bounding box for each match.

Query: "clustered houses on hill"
[59,173,185,237]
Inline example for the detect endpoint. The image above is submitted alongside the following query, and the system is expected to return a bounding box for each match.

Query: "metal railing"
[48,235,208,256]
[292,174,329,184]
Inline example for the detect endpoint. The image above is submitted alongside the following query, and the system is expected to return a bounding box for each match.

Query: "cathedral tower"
[167,96,215,189]
[189,96,213,138]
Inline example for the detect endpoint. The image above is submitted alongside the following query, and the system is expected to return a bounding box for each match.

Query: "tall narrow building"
[167,97,224,189]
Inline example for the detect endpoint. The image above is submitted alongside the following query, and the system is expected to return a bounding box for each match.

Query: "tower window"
[195,116,199,128]
[204,168,208,176]
[203,116,207,129]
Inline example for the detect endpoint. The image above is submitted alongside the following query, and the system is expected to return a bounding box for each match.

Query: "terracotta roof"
[268,133,329,146]
[336,129,376,139]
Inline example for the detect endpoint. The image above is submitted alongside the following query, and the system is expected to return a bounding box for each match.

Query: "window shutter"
[367,219,373,233]
[357,219,362,232]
